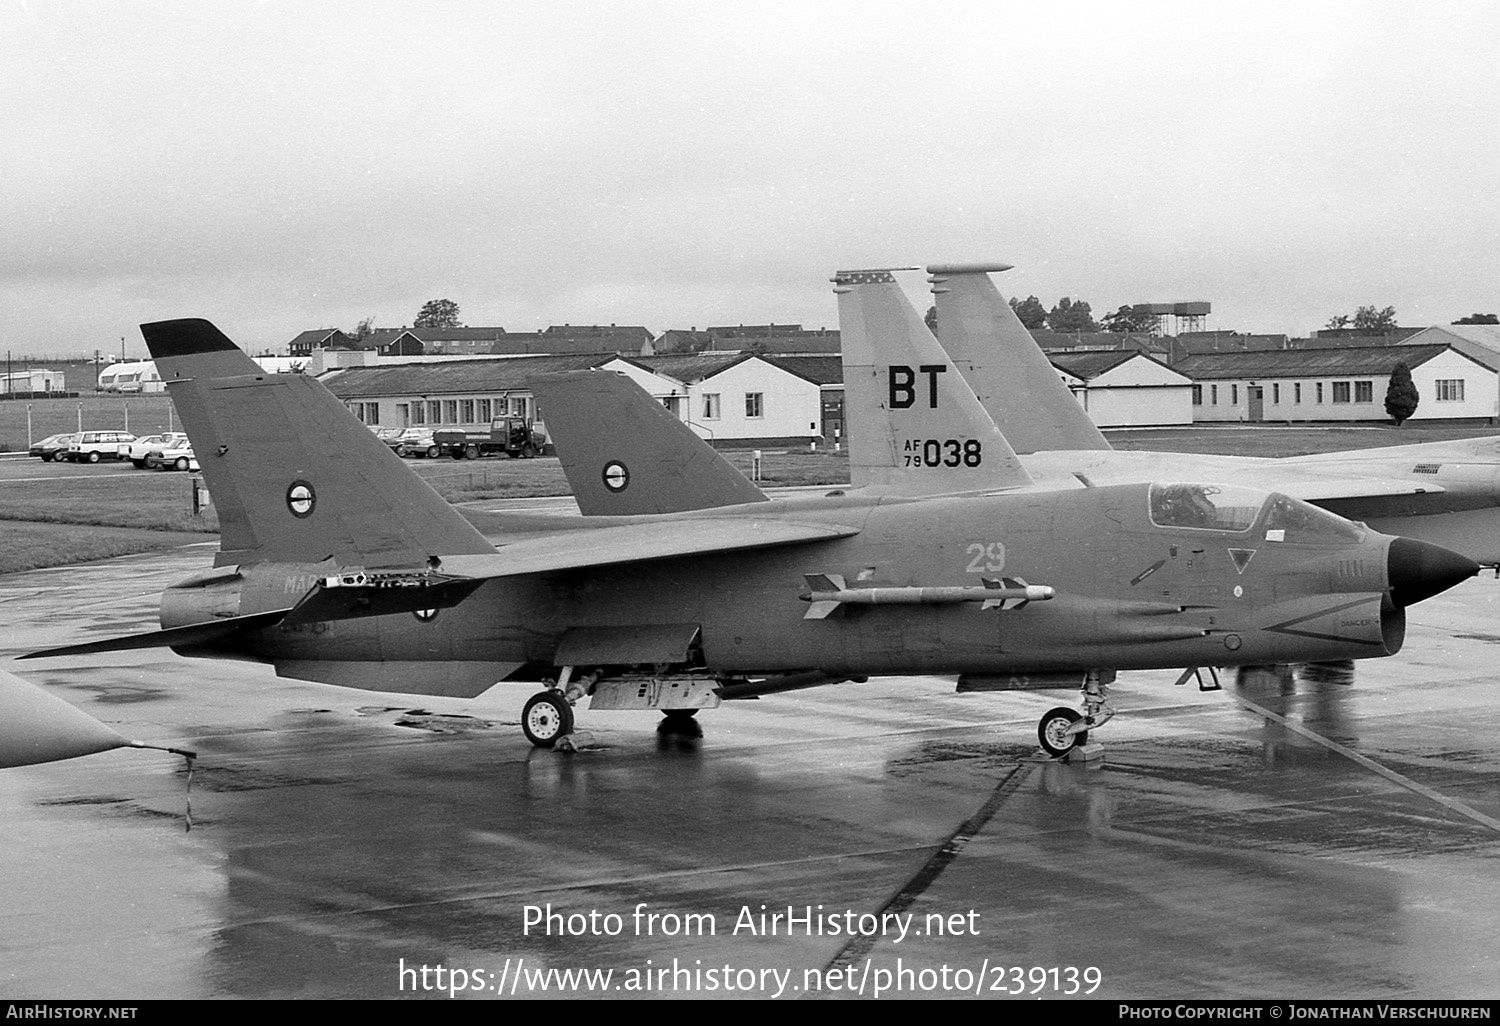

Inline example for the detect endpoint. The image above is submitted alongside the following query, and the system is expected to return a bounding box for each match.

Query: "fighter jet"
[20,312,1478,757]
[927,262,1500,565]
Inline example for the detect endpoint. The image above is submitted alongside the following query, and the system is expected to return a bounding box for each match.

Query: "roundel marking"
[602,461,630,493]
[286,480,316,518]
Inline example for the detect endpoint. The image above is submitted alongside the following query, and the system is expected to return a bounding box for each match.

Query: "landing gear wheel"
[661,708,698,721]
[1038,707,1087,758]
[522,691,574,748]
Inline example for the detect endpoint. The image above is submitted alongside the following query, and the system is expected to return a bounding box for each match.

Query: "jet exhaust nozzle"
[1387,536,1480,609]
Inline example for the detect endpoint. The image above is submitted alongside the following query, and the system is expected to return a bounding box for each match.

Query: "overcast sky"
[3,0,1497,358]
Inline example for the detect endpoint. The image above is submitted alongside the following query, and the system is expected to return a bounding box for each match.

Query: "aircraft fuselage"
[160,482,1410,696]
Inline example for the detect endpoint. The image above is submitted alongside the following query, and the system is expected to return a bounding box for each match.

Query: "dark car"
[28,433,79,462]
[392,427,440,458]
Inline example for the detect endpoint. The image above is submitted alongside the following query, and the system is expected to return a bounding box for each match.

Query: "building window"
[1332,381,1351,404]
[1210,384,1218,405]
[428,400,442,423]
[1354,381,1373,403]
[745,392,764,418]
[443,400,458,422]
[1272,384,1280,404]
[1316,383,1324,404]
[1191,384,1203,406]
[412,403,426,425]
[1436,379,1465,402]
[478,399,492,421]
[1231,384,1239,406]
[1295,383,1302,404]
[702,392,721,419]
[365,403,380,425]
[460,399,475,422]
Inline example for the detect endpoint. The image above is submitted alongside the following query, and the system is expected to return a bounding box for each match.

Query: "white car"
[145,440,199,472]
[120,432,190,468]
[66,430,135,463]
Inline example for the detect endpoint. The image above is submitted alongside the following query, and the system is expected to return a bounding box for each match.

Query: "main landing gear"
[1036,669,1116,759]
[521,666,593,748]
[521,692,574,747]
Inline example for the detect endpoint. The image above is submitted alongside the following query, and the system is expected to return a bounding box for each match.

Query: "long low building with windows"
[319,351,827,447]
[1175,344,1498,424]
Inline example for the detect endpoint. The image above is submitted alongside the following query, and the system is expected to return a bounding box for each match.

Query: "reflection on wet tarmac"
[1235,661,1359,762]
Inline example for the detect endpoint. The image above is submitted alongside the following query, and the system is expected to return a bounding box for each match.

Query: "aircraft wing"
[440,517,857,579]
[1271,476,1446,502]
[286,518,859,624]
[22,518,859,658]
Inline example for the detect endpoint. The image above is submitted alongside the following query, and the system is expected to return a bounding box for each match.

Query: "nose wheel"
[1038,707,1088,758]
[1036,669,1115,759]
[522,691,574,748]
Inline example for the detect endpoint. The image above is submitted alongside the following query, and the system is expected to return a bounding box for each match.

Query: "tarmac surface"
[2,542,1499,1000]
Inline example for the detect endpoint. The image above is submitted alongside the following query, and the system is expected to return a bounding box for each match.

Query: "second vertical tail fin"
[928,263,1111,454]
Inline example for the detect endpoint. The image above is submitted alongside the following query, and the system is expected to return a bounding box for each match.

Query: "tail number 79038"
[903,439,982,468]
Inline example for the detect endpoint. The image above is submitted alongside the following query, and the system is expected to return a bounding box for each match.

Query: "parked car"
[392,427,440,458]
[120,432,190,468]
[367,425,404,446]
[146,440,199,471]
[66,430,136,463]
[28,433,79,462]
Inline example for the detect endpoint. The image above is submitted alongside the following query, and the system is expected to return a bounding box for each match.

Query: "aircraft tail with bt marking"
[833,268,1032,496]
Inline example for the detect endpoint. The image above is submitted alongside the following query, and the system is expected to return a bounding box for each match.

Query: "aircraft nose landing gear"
[1038,707,1088,758]
[1036,669,1115,759]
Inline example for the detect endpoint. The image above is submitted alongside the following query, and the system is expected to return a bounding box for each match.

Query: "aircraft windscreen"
[1148,483,1262,533]
[1261,494,1365,544]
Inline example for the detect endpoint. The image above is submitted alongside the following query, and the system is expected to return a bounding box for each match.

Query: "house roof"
[635,353,755,384]
[1173,344,1464,380]
[1048,351,1138,379]
[760,354,843,385]
[288,329,349,349]
[1425,324,1500,350]
[320,353,630,398]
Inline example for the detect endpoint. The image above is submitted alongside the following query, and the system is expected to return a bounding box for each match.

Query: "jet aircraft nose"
[1387,537,1481,609]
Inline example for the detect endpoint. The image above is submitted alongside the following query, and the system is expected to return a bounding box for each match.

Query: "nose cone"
[1387,536,1481,608]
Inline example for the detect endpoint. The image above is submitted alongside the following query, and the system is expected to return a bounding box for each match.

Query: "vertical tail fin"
[530,370,768,515]
[142,318,496,567]
[834,269,1032,495]
[928,263,1112,453]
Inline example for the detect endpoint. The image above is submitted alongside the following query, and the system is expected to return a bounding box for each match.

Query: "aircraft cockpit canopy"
[1148,483,1365,544]
[1149,483,1262,533]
